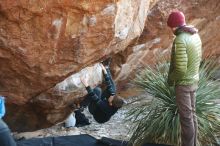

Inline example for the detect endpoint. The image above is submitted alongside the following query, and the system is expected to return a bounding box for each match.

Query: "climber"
[0,96,16,146]
[80,59,125,123]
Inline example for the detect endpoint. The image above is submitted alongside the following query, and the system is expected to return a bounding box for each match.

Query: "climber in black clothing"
[80,62,125,123]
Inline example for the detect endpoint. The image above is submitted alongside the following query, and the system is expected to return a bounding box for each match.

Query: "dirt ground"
[13,98,136,142]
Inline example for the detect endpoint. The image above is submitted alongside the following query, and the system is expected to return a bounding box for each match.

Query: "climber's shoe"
[101,57,112,67]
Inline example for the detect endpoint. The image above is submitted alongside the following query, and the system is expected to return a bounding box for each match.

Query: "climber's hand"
[100,64,107,75]
[108,95,114,106]
[80,75,89,87]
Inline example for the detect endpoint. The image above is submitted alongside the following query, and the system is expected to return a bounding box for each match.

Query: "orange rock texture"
[0,0,150,131]
[114,0,220,81]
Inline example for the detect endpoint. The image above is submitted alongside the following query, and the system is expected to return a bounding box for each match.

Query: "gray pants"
[175,85,198,146]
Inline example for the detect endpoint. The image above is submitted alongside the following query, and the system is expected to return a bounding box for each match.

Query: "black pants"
[94,67,116,100]
[81,67,116,107]
[0,119,16,146]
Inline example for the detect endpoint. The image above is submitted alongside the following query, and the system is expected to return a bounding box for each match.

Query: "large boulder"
[0,0,150,131]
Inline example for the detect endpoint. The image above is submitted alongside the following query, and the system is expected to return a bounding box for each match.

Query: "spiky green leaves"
[127,59,220,146]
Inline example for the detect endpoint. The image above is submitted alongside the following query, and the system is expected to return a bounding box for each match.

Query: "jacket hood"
[175,25,198,35]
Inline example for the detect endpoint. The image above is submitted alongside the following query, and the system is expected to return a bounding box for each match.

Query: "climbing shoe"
[101,57,112,67]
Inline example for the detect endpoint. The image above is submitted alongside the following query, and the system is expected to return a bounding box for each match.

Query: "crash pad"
[17,134,171,146]
[17,134,103,146]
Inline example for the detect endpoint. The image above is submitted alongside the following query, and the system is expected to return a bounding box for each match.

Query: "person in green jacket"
[167,10,202,146]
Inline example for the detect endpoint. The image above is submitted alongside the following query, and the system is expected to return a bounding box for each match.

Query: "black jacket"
[85,73,118,123]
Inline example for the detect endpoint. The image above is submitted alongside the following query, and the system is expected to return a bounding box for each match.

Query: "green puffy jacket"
[168,26,202,86]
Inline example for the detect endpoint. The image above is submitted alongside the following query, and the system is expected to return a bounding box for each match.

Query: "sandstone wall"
[0,0,150,131]
[115,0,220,81]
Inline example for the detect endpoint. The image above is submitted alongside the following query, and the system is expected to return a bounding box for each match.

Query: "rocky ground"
[13,95,149,142]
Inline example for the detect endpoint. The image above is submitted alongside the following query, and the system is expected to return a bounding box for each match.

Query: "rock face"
[115,0,220,81]
[1,0,220,132]
[0,0,150,131]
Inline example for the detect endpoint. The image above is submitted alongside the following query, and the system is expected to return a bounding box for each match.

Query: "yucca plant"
[126,59,220,146]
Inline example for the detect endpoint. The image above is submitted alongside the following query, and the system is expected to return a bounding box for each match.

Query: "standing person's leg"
[190,86,198,146]
[176,85,195,146]
[0,119,16,146]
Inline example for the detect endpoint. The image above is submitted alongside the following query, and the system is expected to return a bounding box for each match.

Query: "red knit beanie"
[167,11,186,28]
